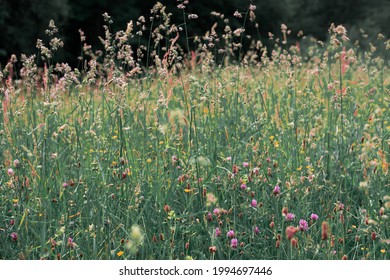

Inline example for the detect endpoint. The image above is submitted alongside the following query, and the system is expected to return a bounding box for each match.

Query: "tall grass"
[0,2,389,260]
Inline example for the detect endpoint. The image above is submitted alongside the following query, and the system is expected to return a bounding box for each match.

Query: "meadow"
[0,2,389,260]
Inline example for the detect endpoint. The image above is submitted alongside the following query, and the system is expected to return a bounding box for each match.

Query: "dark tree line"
[0,0,389,67]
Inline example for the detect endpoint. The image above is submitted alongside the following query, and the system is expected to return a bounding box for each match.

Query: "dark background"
[0,0,389,67]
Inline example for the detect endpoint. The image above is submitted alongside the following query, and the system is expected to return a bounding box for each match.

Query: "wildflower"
[215,227,222,237]
[231,238,238,249]
[226,156,232,161]
[249,4,256,11]
[254,227,259,234]
[282,207,288,217]
[188,14,198,20]
[310,213,319,221]
[240,183,247,190]
[209,246,217,253]
[227,230,235,238]
[299,219,309,231]
[371,231,377,240]
[291,238,298,248]
[10,232,18,242]
[243,162,249,168]
[251,199,257,207]
[233,11,242,18]
[7,168,14,176]
[62,182,69,188]
[117,251,124,257]
[321,222,329,240]
[213,208,220,215]
[67,237,76,248]
[285,213,295,221]
[273,185,280,195]
[341,255,348,260]
[206,212,213,222]
[286,226,298,240]
[270,221,275,228]
[13,159,20,167]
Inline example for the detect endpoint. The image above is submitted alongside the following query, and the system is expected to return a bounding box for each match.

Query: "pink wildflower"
[10,232,18,242]
[285,213,295,221]
[227,230,235,238]
[251,199,257,207]
[310,213,319,221]
[299,219,309,231]
[231,238,238,249]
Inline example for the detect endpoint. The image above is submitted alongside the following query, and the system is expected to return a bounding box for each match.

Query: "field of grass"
[0,3,389,260]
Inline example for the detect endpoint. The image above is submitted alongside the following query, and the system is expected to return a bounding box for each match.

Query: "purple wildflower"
[10,232,18,242]
[285,213,295,221]
[227,230,235,238]
[310,213,319,221]
[299,219,309,231]
[251,199,257,207]
[231,238,238,249]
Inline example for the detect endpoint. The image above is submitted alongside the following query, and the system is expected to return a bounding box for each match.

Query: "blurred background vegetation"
[0,0,389,67]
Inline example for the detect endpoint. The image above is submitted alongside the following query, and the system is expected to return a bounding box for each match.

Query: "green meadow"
[0,3,389,260]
